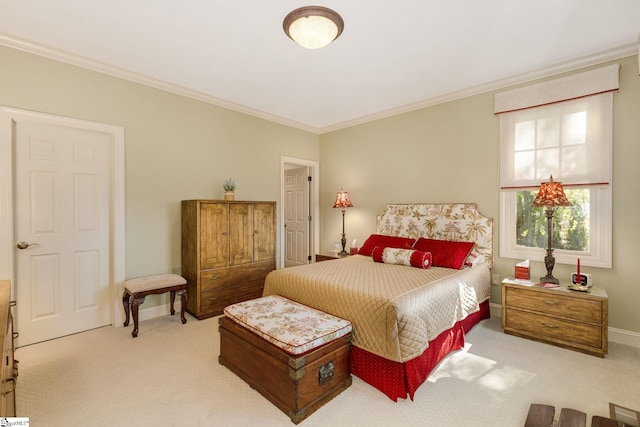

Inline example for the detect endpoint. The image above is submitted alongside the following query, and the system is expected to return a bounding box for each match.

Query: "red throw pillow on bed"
[371,247,432,269]
[358,234,416,257]
[412,238,474,269]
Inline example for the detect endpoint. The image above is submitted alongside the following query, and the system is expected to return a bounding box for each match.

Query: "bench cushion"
[124,274,186,294]
[223,295,352,355]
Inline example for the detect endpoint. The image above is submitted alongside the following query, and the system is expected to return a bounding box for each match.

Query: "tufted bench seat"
[219,295,352,424]
[122,273,187,338]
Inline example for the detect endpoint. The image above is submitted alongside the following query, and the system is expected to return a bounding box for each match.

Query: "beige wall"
[320,55,640,334]
[2,44,639,334]
[0,45,320,306]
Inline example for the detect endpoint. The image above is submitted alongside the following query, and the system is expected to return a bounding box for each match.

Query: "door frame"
[280,156,319,268]
[0,106,126,330]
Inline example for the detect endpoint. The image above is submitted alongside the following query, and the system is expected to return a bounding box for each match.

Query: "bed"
[263,203,493,401]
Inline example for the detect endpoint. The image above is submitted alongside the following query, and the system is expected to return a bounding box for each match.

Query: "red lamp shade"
[332,190,353,209]
[532,175,572,208]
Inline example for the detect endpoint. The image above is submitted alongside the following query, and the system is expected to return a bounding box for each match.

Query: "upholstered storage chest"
[218,295,352,424]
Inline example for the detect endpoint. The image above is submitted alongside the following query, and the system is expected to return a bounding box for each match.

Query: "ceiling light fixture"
[283,6,344,49]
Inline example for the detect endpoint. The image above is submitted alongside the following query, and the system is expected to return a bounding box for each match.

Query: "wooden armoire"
[181,200,276,319]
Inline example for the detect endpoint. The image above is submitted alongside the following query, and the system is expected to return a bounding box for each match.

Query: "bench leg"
[170,290,176,315]
[131,296,145,338]
[178,289,187,324]
[122,290,131,327]
[169,290,188,324]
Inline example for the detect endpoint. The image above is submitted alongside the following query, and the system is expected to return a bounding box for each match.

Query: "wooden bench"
[558,408,587,427]
[525,404,555,427]
[122,274,187,338]
[525,404,619,427]
[591,416,618,427]
[219,295,352,424]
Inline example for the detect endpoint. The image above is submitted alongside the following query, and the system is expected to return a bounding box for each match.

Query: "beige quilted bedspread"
[263,255,490,362]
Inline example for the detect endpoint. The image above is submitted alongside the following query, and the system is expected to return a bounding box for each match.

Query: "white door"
[284,167,310,267]
[0,108,125,346]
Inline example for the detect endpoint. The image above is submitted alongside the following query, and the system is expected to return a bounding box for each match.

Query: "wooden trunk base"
[218,316,352,424]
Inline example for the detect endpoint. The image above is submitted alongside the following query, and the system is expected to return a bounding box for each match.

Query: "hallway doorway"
[280,157,319,268]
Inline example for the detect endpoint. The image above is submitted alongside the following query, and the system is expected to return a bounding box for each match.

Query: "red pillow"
[372,247,432,269]
[358,234,416,257]
[412,238,474,269]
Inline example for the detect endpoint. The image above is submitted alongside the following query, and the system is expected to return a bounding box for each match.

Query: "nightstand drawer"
[504,308,603,349]
[504,286,603,324]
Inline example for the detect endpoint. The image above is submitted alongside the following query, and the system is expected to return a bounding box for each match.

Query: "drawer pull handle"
[210,276,222,280]
[541,299,560,305]
[541,322,559,329]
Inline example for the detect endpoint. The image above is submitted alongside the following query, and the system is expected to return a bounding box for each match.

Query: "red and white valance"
[494,63,620,115]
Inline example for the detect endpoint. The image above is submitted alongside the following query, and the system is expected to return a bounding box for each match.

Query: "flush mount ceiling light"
[283,6,344,49]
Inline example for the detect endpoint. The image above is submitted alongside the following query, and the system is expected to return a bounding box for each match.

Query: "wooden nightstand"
[501,282,608,357]
[315,254,347,262]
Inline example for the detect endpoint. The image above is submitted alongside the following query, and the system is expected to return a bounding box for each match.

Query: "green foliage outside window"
[516,189,590,252]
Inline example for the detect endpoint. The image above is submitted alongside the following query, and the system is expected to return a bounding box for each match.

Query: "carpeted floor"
[15,313,640,426]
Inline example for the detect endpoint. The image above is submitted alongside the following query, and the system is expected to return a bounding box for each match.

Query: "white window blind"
[496,64,618,190]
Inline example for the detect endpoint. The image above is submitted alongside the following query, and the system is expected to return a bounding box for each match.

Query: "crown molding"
[1,33,636,135]
[319,42,638,134]
[0,33,321,134]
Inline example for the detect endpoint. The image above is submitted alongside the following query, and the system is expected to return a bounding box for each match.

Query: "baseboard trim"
[489,302,640,349]
[116,302,175,327]
[607,327,640,349]
[138,303,174,322]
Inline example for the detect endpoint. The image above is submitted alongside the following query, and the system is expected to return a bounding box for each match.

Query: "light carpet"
[15,314,640,426]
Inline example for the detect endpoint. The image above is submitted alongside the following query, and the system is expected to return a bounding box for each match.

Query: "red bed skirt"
[349,300,490,401]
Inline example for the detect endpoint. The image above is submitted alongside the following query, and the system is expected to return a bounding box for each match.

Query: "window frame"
[499,186,611,268]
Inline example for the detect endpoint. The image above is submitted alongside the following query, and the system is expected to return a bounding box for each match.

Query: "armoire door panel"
[200,203,229,270]
[229,203,253,266]
[253,203,276,263]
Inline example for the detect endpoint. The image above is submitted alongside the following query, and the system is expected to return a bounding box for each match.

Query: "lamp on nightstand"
[332,189,353,256]
[532,175,572,284]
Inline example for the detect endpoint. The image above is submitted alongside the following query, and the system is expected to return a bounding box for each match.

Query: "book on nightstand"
[502,278,535,286]
[534,282,561,288]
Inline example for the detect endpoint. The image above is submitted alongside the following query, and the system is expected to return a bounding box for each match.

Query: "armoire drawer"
[200,281,264,315]
[200,262,275,293]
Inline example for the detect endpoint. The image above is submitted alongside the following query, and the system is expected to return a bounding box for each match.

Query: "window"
[496,64,618,269]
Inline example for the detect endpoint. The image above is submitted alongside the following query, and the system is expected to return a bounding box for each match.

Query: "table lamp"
[532,175,572,284]
[332,189,353,256]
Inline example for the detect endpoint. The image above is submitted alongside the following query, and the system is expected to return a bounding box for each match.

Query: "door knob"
[16,241,39,250]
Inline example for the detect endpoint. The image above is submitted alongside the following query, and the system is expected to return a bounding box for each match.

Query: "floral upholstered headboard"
[376,203,494,268]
